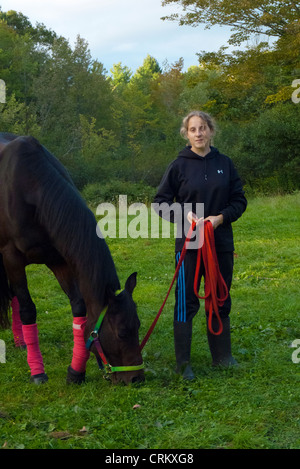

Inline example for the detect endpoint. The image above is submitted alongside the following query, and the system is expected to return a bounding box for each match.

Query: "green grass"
[0,193,299,449]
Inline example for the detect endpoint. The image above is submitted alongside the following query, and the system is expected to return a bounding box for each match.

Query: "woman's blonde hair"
[180,111,216,140]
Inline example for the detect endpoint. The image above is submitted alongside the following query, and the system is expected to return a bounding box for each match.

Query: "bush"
[215,102,300,194]
[81,180,156,207]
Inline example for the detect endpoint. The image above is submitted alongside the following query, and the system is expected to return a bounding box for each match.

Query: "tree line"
[0,4,299,201]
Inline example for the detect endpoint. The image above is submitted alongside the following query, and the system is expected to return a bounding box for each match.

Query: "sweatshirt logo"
[217,169,223,174]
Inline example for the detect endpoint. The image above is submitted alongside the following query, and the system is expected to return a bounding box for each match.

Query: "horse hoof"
[66,366,86,385]
[30,373,48,384]
[15,344,27,350]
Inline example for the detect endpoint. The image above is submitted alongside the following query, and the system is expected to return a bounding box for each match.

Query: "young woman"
[154,111,247,380]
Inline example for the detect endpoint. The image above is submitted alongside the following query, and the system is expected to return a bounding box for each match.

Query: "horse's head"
[96,272,144,385]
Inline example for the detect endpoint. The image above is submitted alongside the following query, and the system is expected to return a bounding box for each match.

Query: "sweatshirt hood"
[178,145,219,160]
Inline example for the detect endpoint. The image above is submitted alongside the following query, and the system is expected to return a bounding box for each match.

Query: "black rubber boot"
[207,316,238,367]
[174,320,195,380]
[66,365,86,384]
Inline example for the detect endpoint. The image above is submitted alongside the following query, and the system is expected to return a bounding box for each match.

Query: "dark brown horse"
[0,133,144,385]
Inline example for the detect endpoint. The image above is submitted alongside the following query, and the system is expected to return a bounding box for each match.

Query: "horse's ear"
[125,272,137,295]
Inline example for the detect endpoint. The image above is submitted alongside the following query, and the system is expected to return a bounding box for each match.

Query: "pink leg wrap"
[22,324,45,376]
[71,317,90,373]
[11,297,26,347]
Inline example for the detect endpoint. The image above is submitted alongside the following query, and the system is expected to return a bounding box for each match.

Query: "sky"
[0,0,235,74]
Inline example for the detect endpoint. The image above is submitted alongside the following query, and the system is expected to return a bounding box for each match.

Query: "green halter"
[86,300,144,375]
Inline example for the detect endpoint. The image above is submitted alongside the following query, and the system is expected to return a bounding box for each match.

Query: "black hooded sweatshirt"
[154,146,247,252]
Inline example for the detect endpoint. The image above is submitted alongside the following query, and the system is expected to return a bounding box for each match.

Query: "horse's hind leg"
[4,254,48,384]
[47,263,89,384]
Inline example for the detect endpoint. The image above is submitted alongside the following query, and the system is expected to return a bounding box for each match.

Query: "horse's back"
[0,133,41,164]
[0,132,18,153]
[0,134,77,264]
[0,133,74,186]
[0,135,44,194]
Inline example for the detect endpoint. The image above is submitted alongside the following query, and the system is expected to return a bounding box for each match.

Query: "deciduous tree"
[162,0,300,45]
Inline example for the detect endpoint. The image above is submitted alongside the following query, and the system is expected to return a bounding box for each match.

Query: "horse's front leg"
[4,253,48,384]
[11,296,26,348]
[47,262,89,384]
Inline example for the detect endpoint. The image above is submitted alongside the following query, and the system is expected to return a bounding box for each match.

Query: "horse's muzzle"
[111,368,145,385]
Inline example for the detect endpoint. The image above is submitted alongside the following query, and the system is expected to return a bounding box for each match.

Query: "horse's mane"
[13,136,120,305]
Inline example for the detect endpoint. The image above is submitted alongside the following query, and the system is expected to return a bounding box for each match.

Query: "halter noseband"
[86,302,144,376]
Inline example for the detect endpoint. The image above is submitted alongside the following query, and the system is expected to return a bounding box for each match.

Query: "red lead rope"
[193,221,228,336]
[140,221,196,351]
[140,220,228,351]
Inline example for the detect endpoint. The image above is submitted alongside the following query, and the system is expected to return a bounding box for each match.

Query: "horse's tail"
[0,254,11,329]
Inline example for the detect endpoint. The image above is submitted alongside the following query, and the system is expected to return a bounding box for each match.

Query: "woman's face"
[187,116,213,156]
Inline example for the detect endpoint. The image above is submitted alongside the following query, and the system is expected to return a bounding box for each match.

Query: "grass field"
[0,193,299,449]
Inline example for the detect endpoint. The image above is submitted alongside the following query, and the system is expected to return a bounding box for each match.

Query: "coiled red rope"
[140,220,228,350]
[193,220,228,336]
